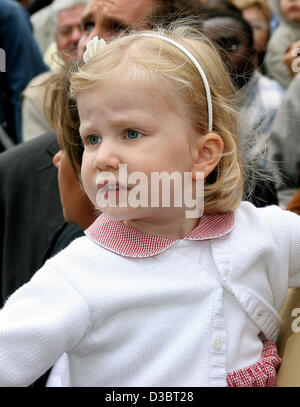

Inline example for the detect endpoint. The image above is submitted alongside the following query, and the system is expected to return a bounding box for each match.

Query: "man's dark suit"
[0,132,65,306]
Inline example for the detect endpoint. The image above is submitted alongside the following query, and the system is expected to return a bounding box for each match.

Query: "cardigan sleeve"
[263,205,300,288]
[0,265,92,387]
[286,213,300,288]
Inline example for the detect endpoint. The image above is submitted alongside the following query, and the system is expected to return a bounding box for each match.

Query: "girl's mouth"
[97,180,131,200]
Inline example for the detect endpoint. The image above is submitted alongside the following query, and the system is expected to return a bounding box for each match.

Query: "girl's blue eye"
[87,135,102,145]
[126,130,143,140]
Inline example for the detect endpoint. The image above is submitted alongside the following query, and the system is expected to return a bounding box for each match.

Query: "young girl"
[1,25,300,387]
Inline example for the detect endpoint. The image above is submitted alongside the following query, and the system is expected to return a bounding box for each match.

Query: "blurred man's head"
[52,0,88,61]
[77,0,203,58]
[203,10,256,89]
[77,0,155,58]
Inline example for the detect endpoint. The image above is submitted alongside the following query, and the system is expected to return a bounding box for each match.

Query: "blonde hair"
[70,24,244,214]
[232,0,272,23]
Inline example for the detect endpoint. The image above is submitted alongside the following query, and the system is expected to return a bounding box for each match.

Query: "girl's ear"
[191,132,224,180]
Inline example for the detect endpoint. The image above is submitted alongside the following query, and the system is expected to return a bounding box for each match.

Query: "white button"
[213,338,222,350]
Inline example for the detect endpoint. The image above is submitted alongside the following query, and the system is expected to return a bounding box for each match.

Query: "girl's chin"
[97,207,146,221]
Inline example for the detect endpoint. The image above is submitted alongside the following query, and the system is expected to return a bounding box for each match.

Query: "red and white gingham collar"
[85,212,234,258]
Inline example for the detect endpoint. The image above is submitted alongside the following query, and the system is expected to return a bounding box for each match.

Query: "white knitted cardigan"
[0,202,300,387]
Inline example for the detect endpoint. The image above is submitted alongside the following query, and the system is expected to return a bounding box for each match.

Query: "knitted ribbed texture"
[209,291,228,386]
[0,202,299,387]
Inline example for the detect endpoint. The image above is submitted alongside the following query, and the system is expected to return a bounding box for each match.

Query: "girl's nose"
[93,141,120,171]
[53,149,62,169]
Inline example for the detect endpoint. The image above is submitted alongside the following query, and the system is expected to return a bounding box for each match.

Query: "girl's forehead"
[76,73,183,116]
[77,76,194,137]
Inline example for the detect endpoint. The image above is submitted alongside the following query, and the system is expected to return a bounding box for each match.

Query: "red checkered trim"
[186,212,234,240]
[226,341,281,387]
[85,212,234,257]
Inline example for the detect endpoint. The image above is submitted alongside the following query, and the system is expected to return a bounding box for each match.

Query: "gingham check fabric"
[226,341,281,387]
[85,211,234,257]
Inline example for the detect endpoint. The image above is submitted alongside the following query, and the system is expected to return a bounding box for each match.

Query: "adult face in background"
[203,14,256,89]
[241,5,270,58]
[56,4,87,61]
[77,0,156,58]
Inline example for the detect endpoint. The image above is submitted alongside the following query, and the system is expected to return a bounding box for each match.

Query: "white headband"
[139,33,213,132]
[83,34,213,132]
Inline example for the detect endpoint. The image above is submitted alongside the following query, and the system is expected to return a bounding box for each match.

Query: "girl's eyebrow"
[79,123,95,139]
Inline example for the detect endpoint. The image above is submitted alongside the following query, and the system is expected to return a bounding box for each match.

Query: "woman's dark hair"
[201,0,240,15]
[203,9,254,49]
